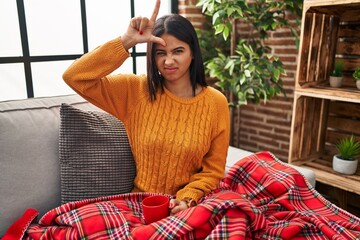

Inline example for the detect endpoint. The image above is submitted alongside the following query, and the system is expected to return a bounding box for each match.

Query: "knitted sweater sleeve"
[62,37,147,122]
[176,89,230,202]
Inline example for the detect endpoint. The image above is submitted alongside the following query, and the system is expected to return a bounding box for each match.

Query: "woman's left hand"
[169,199,188,215]
[121,0,165,50]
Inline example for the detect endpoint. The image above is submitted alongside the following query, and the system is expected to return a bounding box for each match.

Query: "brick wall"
[177,0,206,28]
[178,1,301,161]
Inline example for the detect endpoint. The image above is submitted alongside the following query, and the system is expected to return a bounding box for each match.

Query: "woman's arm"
[62,38,141,120]
[63,0,165,119]
[170,90,231,214]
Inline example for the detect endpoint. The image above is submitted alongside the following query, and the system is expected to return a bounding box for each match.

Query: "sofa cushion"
[0,94,100,236]
[59,104,136,203]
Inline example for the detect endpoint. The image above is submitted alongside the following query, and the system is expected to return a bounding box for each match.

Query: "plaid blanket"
[5,151,360,239]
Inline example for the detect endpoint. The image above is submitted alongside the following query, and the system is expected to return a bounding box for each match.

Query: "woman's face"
[154,33,193,85]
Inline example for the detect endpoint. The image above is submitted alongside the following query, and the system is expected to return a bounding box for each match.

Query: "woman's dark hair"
[147,14,207,101]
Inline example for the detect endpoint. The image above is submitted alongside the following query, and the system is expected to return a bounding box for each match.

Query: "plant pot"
[332,155,358,175]
[356,80,360,90]
[329,76,343,87]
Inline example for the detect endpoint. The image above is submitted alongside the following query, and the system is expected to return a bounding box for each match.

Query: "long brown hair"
[146,14,207,101]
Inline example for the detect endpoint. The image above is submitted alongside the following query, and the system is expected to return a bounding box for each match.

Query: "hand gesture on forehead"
[121,0,166,50]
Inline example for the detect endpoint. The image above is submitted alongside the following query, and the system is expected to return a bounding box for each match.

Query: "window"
[0,0,177,101]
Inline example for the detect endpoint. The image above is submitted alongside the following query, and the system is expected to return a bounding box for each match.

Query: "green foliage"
[196,0,303,107]
[336,135,360,160]
[352,67,360,80]
[196,20,230,62]
[331,60,344,77]
[206,40,285,105]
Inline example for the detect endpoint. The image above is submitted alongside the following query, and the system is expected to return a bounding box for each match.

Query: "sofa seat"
[0,94,316,236]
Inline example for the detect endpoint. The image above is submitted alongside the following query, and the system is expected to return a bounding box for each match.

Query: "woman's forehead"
[155,34,189,50]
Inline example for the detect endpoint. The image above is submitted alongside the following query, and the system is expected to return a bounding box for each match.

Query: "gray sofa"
[0,94,316,236]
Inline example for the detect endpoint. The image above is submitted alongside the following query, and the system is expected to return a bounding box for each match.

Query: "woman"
[63,0,230,215]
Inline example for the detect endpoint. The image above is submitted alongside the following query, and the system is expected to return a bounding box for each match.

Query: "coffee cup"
[142,195,169,224]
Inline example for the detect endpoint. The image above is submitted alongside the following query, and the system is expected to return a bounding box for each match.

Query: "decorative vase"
[332,155,358,175]
[356,80,360,90]
[329,76,343,87]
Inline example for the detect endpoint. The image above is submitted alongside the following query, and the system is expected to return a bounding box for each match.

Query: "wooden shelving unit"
[289,0,360,207]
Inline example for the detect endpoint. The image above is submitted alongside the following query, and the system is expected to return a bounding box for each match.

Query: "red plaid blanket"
[4,152,360,239]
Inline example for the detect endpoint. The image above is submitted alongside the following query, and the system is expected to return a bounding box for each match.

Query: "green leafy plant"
[335,135,360,160]
[205,40,285,106]
[196,0,303,107]
[352,66,360,81]
[331,60,344,77]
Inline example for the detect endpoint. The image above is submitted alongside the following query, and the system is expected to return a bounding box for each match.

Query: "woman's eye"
[156,52,165,56]
[174,50,183,54]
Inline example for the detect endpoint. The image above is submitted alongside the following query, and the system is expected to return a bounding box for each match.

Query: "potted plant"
[333,135,360,175]
[352,66,360,89]
[329,60,344,87]
[196,0,303,144]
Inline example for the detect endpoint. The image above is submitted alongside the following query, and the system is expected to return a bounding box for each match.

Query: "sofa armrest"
[225,146,316,187]
[0,94,99,236]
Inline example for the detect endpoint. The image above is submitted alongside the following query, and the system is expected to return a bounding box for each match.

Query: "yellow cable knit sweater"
[63,37,230,202]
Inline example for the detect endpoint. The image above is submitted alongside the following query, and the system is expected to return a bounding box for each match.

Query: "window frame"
[0,0,178,98]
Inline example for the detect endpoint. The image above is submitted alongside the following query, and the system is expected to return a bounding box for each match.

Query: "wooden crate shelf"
[295,160,360,195]
[289,0,360,209]
[297,87,360,103]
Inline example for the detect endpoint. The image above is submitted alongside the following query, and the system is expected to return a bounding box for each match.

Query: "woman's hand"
[121,0,166,50]
[169,199,189,215]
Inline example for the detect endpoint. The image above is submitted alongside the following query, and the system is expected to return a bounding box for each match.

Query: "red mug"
[142,195,170,224]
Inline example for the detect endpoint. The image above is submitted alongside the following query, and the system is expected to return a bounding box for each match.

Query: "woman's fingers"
[150,36,166,46]
[131,0,160,32]
[169,199,179,208]
[169,199,188,215]
[123,0,164,48]
[138,17,149,34]
[130,17,139,31]
[130,17,137,29]
[150,0,161,22]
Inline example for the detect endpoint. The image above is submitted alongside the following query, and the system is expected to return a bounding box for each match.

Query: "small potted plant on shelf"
[329,60,344,87]
[352,66,360,90]
[333,135,360,175]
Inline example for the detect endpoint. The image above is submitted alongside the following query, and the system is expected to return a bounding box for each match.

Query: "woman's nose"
[164,54,174,65]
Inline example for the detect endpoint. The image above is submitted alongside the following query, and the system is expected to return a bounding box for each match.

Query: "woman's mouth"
[164,67,177,74]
